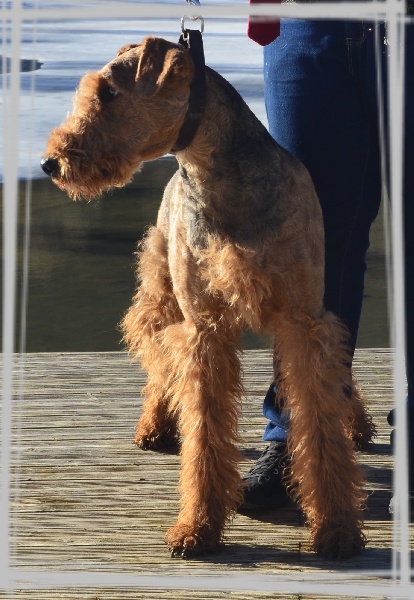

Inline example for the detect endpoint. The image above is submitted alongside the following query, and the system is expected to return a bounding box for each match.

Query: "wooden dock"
[4,349,412,599]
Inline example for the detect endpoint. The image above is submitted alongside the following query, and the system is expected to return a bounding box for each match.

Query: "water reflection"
[2,156,388,352]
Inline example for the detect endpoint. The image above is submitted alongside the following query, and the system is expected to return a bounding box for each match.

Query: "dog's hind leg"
[274,308,367,559]
[121,226,182,450]
[163,322,243,557]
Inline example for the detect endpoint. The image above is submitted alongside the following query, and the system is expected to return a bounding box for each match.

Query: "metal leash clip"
[181,0,204,38]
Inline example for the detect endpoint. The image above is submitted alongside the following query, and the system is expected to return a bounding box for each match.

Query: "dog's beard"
[51,154,142,200]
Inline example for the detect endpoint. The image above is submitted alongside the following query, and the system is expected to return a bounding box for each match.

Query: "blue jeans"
[262,18,414,442]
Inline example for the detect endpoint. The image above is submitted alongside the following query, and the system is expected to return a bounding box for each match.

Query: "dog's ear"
[135,36,193,98]
[102,44,143,93]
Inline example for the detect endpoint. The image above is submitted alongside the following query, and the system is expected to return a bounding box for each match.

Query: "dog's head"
[41,37,194,199]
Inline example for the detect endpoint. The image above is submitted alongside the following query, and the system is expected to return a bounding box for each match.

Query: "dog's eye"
[99,83,119,103]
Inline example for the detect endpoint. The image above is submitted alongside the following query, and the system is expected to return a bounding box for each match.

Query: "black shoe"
[238,441,291,511]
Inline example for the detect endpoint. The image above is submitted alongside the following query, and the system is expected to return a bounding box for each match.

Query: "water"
[1,2,266,181]
[1,1,389,351]
[5,157,388,352]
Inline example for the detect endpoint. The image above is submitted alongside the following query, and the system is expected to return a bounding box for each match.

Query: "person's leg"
[265,19,382,344]
[384,20,414,411]
[241,19,383,509]
[387,21,414,512]
[263,16,382,431]
[403,24,414,409]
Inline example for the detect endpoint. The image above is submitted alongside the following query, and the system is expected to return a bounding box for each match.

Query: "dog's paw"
[165,523,222,559]
[135,425,179,452]
[311,523,366,559]
[352,416,377,451]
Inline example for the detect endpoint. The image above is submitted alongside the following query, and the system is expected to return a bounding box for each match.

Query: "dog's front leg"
[163,322,243,558]
[121,226,183,450]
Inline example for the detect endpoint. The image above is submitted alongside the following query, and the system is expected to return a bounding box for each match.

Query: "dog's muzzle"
[40,157,59,177]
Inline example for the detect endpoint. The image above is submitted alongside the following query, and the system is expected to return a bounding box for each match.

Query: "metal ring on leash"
[181,15,204,34]
[182,0,204,37]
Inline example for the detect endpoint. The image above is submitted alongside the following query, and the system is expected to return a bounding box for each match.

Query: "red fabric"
[248,0,281,46]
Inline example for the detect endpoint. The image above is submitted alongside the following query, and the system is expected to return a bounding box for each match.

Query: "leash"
[171,2,206,152]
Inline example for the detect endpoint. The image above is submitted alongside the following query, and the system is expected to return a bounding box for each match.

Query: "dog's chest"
[162,171,215,249]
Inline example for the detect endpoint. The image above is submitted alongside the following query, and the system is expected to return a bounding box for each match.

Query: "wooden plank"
[1,349,407,599]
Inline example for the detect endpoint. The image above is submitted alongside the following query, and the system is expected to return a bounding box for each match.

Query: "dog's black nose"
[40,157,59,177]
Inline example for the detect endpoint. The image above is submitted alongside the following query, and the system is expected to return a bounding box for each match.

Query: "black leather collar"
[171,29,206,153]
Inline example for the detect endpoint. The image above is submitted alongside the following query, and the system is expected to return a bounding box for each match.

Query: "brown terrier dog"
[41,35,375,559]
